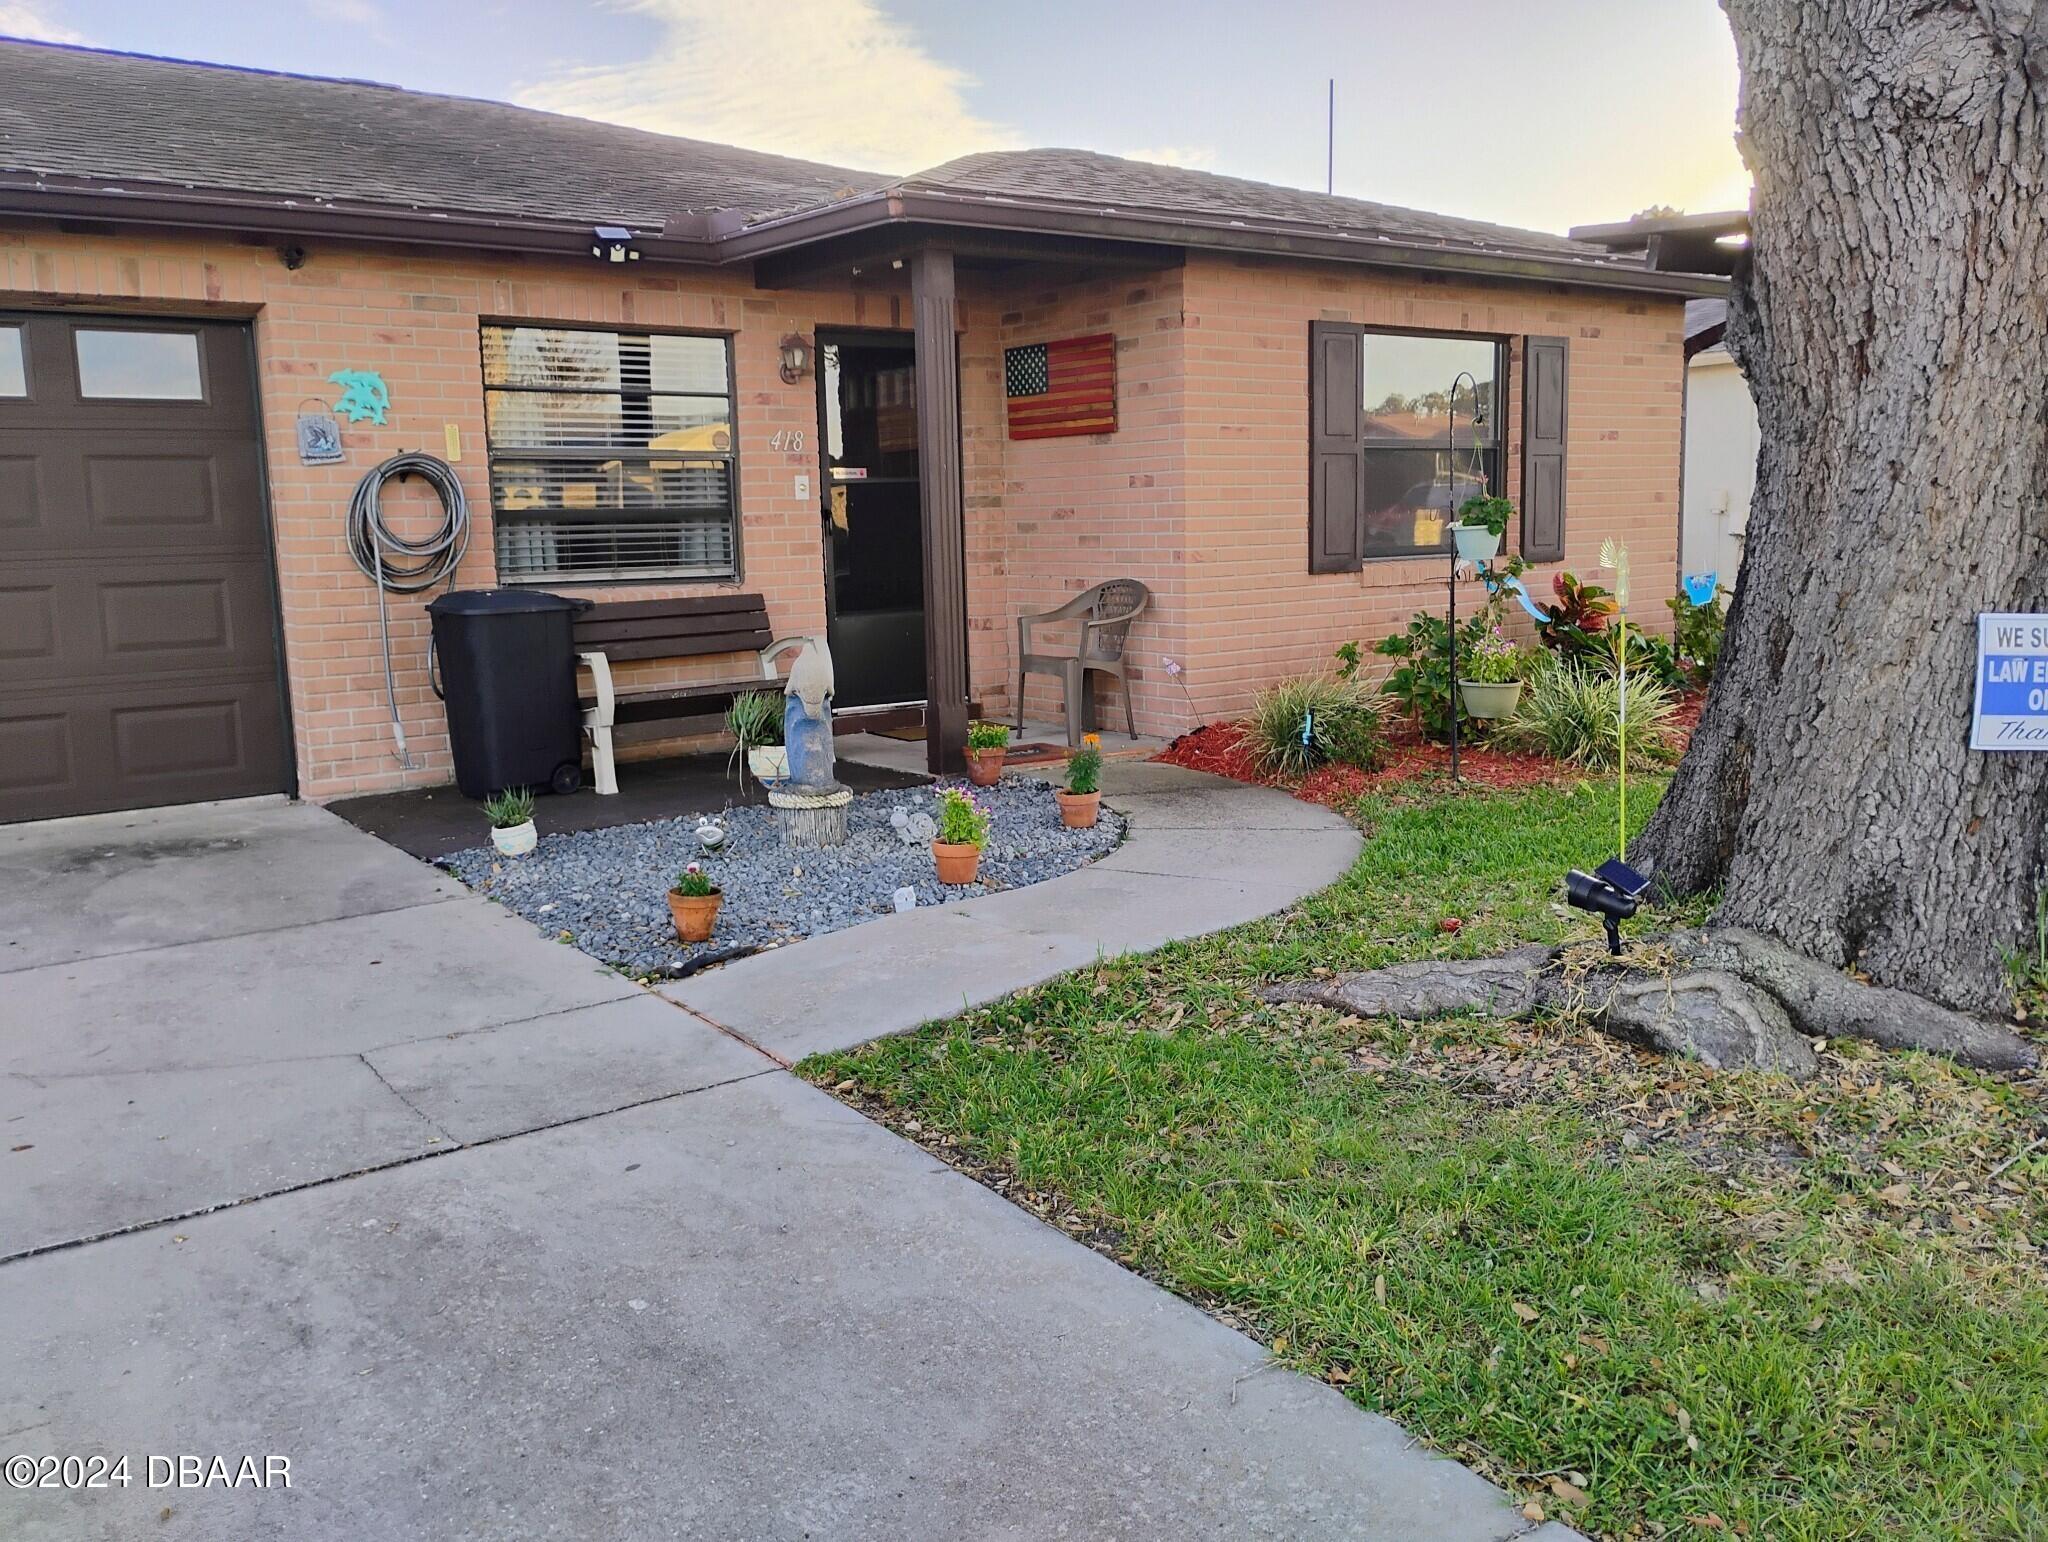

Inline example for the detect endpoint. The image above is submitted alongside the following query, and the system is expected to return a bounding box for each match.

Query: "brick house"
[0,40,1719,820]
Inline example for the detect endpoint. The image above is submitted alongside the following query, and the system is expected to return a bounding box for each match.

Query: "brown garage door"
[0,313,290,822]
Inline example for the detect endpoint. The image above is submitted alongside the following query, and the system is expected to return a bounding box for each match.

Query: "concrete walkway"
[665,760,1362,1060]
[0,777,1577,1542]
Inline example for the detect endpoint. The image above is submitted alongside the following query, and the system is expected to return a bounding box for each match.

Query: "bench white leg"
[587,723,619,796]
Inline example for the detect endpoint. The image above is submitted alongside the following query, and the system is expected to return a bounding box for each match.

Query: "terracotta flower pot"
[1055,790,1101,829]
[667,889,723,943]
[931,840,983,885]
[962,746,1006,787]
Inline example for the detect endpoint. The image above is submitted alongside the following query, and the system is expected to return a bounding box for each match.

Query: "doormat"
[860,726,1066,763]
[1004,742,1068,765]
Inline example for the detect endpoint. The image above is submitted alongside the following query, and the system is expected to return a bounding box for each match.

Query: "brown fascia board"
[0,170,726,261]
[715,188,1727,298]
[0,169,1727,298]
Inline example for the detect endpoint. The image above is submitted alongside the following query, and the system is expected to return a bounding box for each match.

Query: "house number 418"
[768,429,806,452]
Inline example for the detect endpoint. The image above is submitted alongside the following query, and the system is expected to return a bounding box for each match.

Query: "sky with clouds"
[2,0,1749,234]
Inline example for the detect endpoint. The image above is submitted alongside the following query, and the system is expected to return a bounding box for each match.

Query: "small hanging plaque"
[295,410,345,465]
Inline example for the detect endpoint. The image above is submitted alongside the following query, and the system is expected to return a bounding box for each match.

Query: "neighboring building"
[0,40,1721,821]
[1570,210,1750,598]
[1680,298,1755,596]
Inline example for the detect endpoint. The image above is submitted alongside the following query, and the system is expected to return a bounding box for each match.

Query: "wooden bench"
[574,593,811,795]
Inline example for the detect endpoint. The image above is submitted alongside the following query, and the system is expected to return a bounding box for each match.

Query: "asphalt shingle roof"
[0,39,887,229]
[897,149,1611,262]
[0,39,1658,280]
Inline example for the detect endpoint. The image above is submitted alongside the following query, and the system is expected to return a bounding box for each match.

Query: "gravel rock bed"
[439,779,1125,978]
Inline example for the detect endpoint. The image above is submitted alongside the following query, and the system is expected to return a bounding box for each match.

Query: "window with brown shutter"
[1307,324,1507,569]
[1520,335,1568,562]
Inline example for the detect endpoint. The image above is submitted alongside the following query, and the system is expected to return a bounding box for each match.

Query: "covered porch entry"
[763,235,1175,774]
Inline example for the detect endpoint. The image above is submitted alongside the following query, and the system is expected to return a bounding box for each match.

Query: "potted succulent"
[931,786,990,885]
[1056,733,1103,829]
[1457,626,1532,719]
[725,690,787,784]
[1452,493,1513,562]
[667,861,723,943]
[484,787,537,857]
[963,719,1010,786]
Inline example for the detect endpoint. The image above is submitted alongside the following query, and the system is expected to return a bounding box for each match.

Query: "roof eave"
[0,171,726,262]
[727,188,1729,298]
[0,171,1729,298]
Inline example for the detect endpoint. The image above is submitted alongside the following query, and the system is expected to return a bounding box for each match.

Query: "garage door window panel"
[74,329,205,401]
[0,327,23,397]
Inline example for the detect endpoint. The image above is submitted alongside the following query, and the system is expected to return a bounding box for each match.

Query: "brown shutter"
[1308,320,1365,573]
[1520,335,1568,562]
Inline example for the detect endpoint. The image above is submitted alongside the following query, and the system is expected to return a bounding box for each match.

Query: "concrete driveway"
[1,792,1570,1542]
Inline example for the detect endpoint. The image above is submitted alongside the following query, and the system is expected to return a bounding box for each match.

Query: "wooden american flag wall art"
[1003,333,1117,440]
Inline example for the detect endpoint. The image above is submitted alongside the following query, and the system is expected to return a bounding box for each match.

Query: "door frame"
[814,325,926,713]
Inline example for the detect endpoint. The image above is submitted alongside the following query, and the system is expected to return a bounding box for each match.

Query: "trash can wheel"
[551,761,583,796]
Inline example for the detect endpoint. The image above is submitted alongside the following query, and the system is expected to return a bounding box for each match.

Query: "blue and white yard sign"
[1970,613,2048,751]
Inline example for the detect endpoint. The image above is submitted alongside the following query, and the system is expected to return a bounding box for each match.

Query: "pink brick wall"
[957,256,1685,739]
[1,225,909,799]
[1174,254,1685,726]
[3,224,1683,804]
[959,267,1189,735]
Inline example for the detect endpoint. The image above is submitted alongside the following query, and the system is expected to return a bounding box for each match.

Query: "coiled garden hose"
[345,452,470,769]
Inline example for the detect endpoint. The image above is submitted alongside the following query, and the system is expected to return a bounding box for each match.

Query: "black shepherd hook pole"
[1445,371,1480,785]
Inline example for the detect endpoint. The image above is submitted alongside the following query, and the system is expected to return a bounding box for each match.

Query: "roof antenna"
[1326,79,1335,195]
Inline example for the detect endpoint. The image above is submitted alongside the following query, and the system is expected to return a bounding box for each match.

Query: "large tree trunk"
[1639,1,2048,1013]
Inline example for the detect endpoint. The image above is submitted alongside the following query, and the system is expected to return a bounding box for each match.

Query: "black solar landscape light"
[1565,858,1651,955]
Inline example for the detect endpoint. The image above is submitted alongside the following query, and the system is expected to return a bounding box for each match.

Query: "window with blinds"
[481,324,738,583]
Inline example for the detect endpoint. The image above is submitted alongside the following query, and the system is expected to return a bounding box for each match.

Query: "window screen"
[481,325,738,583]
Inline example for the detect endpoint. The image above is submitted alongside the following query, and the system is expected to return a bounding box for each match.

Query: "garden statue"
[770,637,852,846]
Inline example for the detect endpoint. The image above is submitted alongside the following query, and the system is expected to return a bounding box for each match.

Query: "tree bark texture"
[1639,2,2048,1012]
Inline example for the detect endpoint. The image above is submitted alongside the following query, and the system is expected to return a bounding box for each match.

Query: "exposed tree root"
[1262,930,2039,1080]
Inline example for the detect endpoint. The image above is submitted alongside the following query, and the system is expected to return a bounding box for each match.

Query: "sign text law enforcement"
[1971,613,2048,750]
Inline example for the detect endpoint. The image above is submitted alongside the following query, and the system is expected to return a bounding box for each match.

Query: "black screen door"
[818,333,925,709]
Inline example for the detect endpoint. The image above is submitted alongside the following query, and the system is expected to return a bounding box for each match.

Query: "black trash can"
[428,589,588,800]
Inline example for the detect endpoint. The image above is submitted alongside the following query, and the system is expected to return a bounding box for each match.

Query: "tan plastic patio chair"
[1014,579,1151,746]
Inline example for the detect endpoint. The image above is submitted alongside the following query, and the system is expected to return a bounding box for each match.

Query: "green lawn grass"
[804,780,2048,1541]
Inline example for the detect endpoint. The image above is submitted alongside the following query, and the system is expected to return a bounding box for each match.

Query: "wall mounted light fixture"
[592,226,642,263]
[779,332,813,384]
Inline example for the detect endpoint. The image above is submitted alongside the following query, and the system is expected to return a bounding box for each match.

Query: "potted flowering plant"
[1057,733,1103,828]
[931,787,990,885]
[1456,626,1532,719]
[1452,493,1513,562]
[964,720,1010,786]
[484,787,537,857]
[667,861,723,943]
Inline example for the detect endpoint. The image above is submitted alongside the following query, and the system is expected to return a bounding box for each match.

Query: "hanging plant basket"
[1452,523,1503,561]
[1458,679,1525,720]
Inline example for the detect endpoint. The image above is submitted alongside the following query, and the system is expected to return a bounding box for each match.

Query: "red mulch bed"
[1156,693,1707,810]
